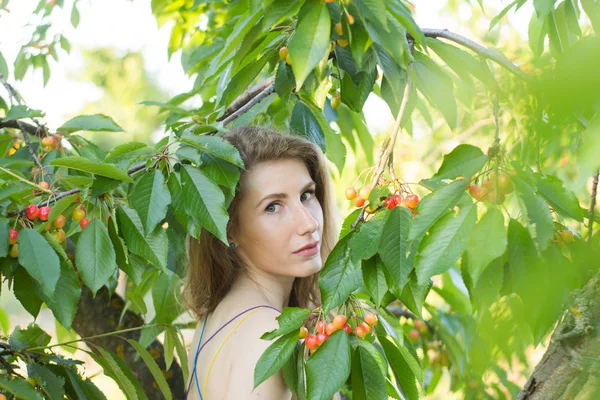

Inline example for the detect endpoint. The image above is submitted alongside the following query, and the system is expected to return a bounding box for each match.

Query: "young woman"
[183,126,341,399]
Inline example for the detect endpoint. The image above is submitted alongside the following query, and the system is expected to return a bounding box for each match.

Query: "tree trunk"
[518,272,600,399]
[72,286,185,399]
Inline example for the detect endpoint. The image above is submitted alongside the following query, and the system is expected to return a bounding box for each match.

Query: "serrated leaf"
[408,179,470,241]
[535,174,584,221]
[180,165,229,244]
[128,339,173,400]
[131,169,171,234]
[306,330,351,400]
[357,0,388,30]
[27,364,66,400]
[50,156,133,182]
[38,261,81,329]
[58,114,123,133]
[76,219,117,295]
[94,348,142,400]
[534,0,557,18]
[164,326,176,371]
[351,343,388,400]
[379,337,419,400]
[0,217,8,257]
[0,376,43,400]
[254,330,300,389]
[290,101,326,151]
[14,266,43,318]
[288,0,331,90]
[513,176,554,250]
[4,105,45,120]
[261,307,309,340]
[17,229,60,297]
[362,256,388,308]
[104,142,149,162]
[9,324,51,351]
[318,233,362,313]
[0,50,8,77]
[152,272,181,324]
[415,204,477,284]
[117,206,168,270]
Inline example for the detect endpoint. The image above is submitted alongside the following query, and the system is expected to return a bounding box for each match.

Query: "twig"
[421,28,531,82]
[217,77,275,122]
[18,120,44,169]
[351,80,412,231]
[219,82,276,127]
[0,118,44,137]
[589,170,599,244]
[387,303,435,333]
[0,165,52,194]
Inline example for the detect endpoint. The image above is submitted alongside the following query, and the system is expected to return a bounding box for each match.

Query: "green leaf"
[180,165,230,244]
[14,267,43,317]
[152,272,181,324]
[200,153,241,197]
[379,207,420,293]
[428,144,488,185]
[340,66,378,113]
[379,337,420,400]
[387,1,425,46]
[104,142,149,162]
[357,0,388,30]
[180,131,244,168]
[282,343,301,399]
[289,101,326,151]
[0,217,8,257]
[94,348,143,400]
[490,0,522,30]
[27,364,66,400]
[408,179,470,241]
[116,206,168,270]
[61,367,107,400]
[58,114,123,133]
[173,328,189,385]
[262,0,304,28]
[366,15,409,69]
[9,323,51,351]
[261,307,309,340]
[415,204,477,284]
[131,170,171,235]
[163,326,177,371]
[4,105,45,120]
[582,0,600,32]
[513,176,554,250]
[75,219,117,294]
[306,330,351,400]
[0,50,8,77]
[0,376,43,400]
[71,2,80,27]
[288,0,331,90]
[220,54,270,107]
[464,208,507,286]
[413,52,457,130]
[399,271,432,318]
[45,194,79,231]
[577,112,600,179]
[318,233,362,313]
[275,61,295,103]
[534,0,557,18]
[37,262,81,329]
[529,11,547,58]
[351,342,388,400]
[534,174,584,221]
[254,330,300,389]
[50,156,133,182]
[361,256,388,308]
[128,339,173,400]
[17,229,60,297]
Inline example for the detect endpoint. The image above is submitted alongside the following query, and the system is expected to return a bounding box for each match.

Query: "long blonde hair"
[182,126,340,319]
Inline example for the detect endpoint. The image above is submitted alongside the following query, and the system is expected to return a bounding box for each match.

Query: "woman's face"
[233,158,324,278]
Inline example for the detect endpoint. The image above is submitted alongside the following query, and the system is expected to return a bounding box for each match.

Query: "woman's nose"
[295,204,319,235]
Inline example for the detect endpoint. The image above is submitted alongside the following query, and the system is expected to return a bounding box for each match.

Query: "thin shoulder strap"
[186,305,281,399]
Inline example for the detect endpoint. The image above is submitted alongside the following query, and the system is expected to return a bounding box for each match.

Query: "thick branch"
[589,170,599,243]
[518,272,600,399]
[217,77,275,122]
[421,28,531,82]
[73,286,185,399]
[0,118,45,137]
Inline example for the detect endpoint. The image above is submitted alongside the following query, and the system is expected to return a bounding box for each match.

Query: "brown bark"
[72,286,185,399]
[518,273,600,400]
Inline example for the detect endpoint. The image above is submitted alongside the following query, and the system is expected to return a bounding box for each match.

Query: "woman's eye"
[265,190,315,213]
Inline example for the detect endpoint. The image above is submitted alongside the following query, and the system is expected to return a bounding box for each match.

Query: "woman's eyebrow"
[255,181,316,209]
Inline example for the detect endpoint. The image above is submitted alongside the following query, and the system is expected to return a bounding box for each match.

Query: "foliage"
[0,0,599,399]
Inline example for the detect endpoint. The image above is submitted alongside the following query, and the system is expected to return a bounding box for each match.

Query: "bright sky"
[0,0,533,134]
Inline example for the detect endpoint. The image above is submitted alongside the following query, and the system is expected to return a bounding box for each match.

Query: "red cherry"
[408,329,420,341]
[316,320,325,334]
[26,205,40,220]
[405,194,419,209]
[305,335,318,350]
[365,312,378,326]
[39,206,51,221]
[53,214,66,229]
[325,323,336,335]
[414,320,425,329]
[9,228,18,245]
[316,333,328,345]
[343,324,352,334]
[333,315,347,330]
[80,218,90,230]
[359,321,372,334]
[354,197,366,207]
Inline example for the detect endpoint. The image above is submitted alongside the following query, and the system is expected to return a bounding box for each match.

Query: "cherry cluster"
[300,312,378,354]
[344,185,420,214]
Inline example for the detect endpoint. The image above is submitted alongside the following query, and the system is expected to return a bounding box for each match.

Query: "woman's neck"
[225,270,294,312]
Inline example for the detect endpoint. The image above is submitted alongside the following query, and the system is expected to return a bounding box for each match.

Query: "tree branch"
[0,118,45,137]
[589,170,599,243]
[421,28,532,82]
[216,77,275,122]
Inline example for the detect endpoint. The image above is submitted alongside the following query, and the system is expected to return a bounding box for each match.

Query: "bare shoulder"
[225,308,291,399]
